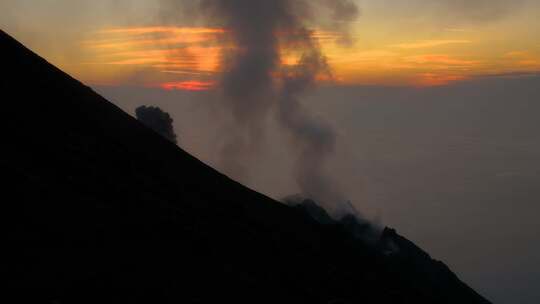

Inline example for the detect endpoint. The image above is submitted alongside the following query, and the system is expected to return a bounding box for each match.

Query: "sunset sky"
[2,0,540,89]
[2,2,540,304]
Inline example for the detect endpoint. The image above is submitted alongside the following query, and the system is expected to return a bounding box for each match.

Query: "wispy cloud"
[405,54,480,67]
[98,27,226,35]
[160,80,216,91]
[83,26,224,90]
[415,73,469,86]
[500,50,540,70]
[80,25,537,89]
[391,40,472,49]
[504,50,531,58]
[83,26,361,90]
[444,28,473,33]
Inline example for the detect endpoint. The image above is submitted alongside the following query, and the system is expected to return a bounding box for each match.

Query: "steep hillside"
[0,30,490,304]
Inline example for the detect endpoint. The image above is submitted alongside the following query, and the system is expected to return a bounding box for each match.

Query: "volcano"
[0,30,491,304]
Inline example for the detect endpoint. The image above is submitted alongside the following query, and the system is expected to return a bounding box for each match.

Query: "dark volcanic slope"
[0,30,490,304]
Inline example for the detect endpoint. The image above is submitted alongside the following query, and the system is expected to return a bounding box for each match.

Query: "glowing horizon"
[3,1,539,91]
[79,25,540,90]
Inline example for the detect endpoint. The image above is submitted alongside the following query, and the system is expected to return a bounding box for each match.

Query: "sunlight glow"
[160,81,216,91]
[80,24,540,89]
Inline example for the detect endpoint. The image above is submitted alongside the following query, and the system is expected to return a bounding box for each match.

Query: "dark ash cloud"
[136,105,178,144]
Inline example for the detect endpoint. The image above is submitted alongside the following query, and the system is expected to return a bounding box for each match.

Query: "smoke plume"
[168,0,360,217]
[136,105,178,144]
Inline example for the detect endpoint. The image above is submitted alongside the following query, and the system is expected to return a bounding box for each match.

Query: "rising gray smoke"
[276,34,346,215]
[136,105,178,144]
[166,0,360,217]
[319,0,361,46]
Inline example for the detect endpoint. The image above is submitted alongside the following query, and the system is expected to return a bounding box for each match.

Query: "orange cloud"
[405,54,480,67]
[415,73,469,86]
[160,81,216,91]
[98,27,226,35]
[392,40,472,49]
[85,26,346,90]
[84,27,224,90]
[80,26,539,89]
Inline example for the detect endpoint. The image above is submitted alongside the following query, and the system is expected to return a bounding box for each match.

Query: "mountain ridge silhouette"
[0,30,491,304]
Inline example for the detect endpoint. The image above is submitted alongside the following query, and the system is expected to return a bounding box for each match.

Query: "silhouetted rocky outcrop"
[293,199,491,304]
[0,30,491,304]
